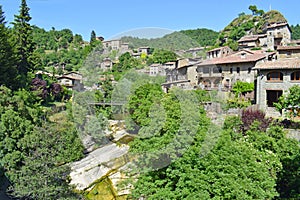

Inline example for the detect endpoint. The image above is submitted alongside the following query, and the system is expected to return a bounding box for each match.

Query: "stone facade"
[162,58,200,92]
[266,22,291,50]
[206,46,233,59]
[254,58,300,110]
[238,22,291,51]
[277,46,300,59]
[197,50,273,91]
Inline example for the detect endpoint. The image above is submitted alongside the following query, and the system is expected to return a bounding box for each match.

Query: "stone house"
[253,58,300,111]
[238,22,291,51]
[206,46,233,59]
[238,34,267,49]
[100,57,113,71]
[102,39,122,50]
[266,22,291,50]
[138,47,150,55]
[162,58,200,92]
[277,45,300,59]
[197,50,275,91]
[149,64,166,76]
[57,72,84,91]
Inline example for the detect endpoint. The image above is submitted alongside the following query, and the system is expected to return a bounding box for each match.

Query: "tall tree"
[90,30,96,45]
[0,6,18,89]
[12,0,38,87]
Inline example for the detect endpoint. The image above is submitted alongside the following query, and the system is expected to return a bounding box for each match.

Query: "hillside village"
[56,17,300,119]
[1,1,300,199]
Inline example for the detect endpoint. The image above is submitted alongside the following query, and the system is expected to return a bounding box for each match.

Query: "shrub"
[241,109,272,133]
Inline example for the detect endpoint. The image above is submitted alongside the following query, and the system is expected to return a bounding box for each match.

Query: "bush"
[241,109,272,133]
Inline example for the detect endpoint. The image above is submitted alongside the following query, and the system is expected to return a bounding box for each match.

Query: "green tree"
[291,24,300,40]
[90,30,96,45]
[151,49,177,64]
[232,81,254,97]
[130,128,281,200]
[9,123,83,199]
[0,6,18,89]
[274,85,300,117]
[12,0,39,87]
[249,5,258,15]
[127,83,164,127]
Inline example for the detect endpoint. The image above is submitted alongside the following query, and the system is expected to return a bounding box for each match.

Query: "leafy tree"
[274,85,300,117]
[130,128,281,200]
[73,33,83,44]
[257,9,265,16]
[127,83,164,127]
[114,52,142,71]
[232,81,254,97]
[8,123,83,199]
[0,6,18,89]
[249,5,258,15]
[151,49,177,64]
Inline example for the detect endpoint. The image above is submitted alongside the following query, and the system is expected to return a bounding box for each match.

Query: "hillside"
[217,10,287,50]
[121,28,219,50]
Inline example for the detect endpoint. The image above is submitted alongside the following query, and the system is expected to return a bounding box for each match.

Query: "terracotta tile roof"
[253,58,300,70]
[198,51,269,66]
[277,45,300,51]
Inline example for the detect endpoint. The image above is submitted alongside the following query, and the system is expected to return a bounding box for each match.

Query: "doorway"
[266,90,282,107]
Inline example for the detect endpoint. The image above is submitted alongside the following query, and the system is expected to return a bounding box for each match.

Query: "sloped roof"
[198,50,270,66]
[277,45,300,51]
[253,58,300,70]
[267,22,289,29]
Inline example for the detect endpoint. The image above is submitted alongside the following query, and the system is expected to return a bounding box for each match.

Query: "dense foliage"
[0,2,85,199]
[291,24,300,40]
[32,26,95,72]
[129,100,300,199]
[121,28,218,50]
[274,85,300,118]
[232,81,254,97]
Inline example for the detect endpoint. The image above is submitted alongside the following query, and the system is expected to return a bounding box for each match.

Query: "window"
[230,68,233,74]
[203,68,210,74]
[213,67,220,73]
[237,67,240,74]
[267,71,283,81]
[218,67,222,73]
[248,67,251,73]
[291,71,300,81]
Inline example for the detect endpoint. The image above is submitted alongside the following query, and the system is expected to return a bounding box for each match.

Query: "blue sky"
[0,0,299,41]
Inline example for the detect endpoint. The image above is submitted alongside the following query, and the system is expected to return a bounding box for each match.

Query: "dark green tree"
[8,122,83,199]
[0,6,18,89]
[90,30,96,45]
[291,24,300,40]
[249,5,258,15]
[12,0,39,87]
